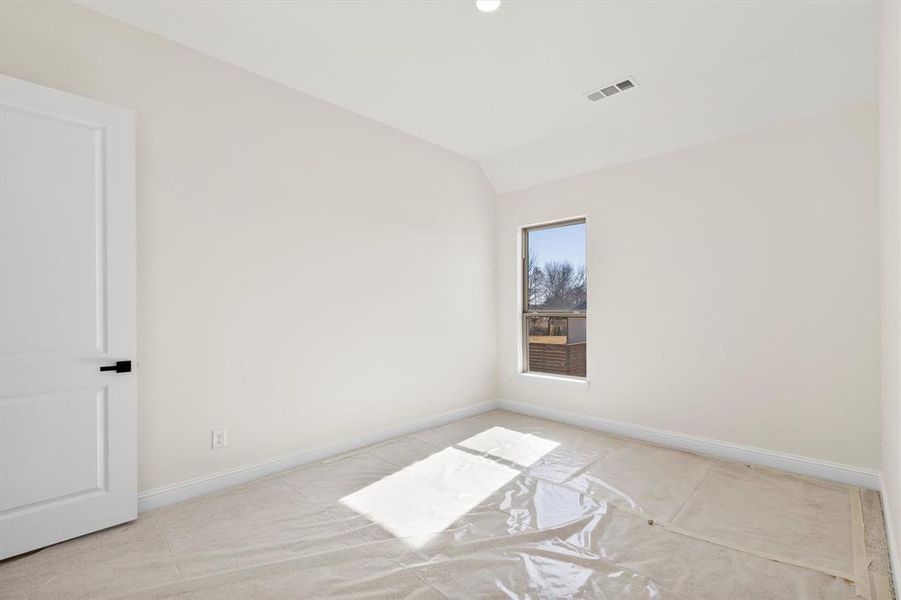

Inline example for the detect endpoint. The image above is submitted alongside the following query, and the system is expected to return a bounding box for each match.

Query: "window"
[522,219,587,378]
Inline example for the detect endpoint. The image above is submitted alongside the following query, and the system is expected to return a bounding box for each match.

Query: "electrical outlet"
[211,429,227,450]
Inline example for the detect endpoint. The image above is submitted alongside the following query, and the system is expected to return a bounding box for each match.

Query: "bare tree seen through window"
[523,220,587,378]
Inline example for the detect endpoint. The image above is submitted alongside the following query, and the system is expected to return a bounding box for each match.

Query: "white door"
[0,75,136,559]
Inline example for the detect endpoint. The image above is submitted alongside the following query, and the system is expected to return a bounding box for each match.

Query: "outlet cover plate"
[211,429,227,450]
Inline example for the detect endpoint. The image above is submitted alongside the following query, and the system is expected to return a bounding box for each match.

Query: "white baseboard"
[880,473,901,597]
[139,397,882,514]
[497,399,881,489]
[137,401,498,512]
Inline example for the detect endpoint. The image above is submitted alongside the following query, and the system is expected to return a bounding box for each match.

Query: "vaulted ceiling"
[77,0,879,193]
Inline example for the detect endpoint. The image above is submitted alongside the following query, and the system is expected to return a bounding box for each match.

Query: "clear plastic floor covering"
[0,410,892,599]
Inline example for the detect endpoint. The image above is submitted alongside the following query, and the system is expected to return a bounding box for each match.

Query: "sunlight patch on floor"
[459,426,560,467]
[340,447,519,548]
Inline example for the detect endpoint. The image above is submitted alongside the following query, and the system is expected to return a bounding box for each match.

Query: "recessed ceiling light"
[476,0,501,13]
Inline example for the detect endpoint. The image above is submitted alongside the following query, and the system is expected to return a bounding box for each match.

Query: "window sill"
[515,372,590,388]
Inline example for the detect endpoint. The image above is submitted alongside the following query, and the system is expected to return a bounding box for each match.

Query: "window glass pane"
[526,222,586,311]
[526,316,586,377]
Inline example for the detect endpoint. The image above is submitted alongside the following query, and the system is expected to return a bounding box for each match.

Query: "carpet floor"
[0,410,894,599]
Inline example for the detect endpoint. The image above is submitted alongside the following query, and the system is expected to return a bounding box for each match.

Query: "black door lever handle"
[100,360,132,373]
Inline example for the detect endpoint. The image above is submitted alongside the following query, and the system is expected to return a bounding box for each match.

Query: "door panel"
[0,107,107,355]
[1,388,106,512]
[0,75,136,559]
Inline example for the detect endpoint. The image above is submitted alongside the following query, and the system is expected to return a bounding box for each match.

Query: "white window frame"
[520,218,587,381]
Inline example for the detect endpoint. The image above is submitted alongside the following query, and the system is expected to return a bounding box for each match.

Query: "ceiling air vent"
[586,77,638,102]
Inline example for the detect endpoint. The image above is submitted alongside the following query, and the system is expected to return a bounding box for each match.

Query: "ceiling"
[77,0,879,193]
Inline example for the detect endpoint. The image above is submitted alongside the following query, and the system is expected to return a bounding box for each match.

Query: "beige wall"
[496,103,882,469]
[0,1,497,492]
[1,0,888,505]
[879,0,901,584]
